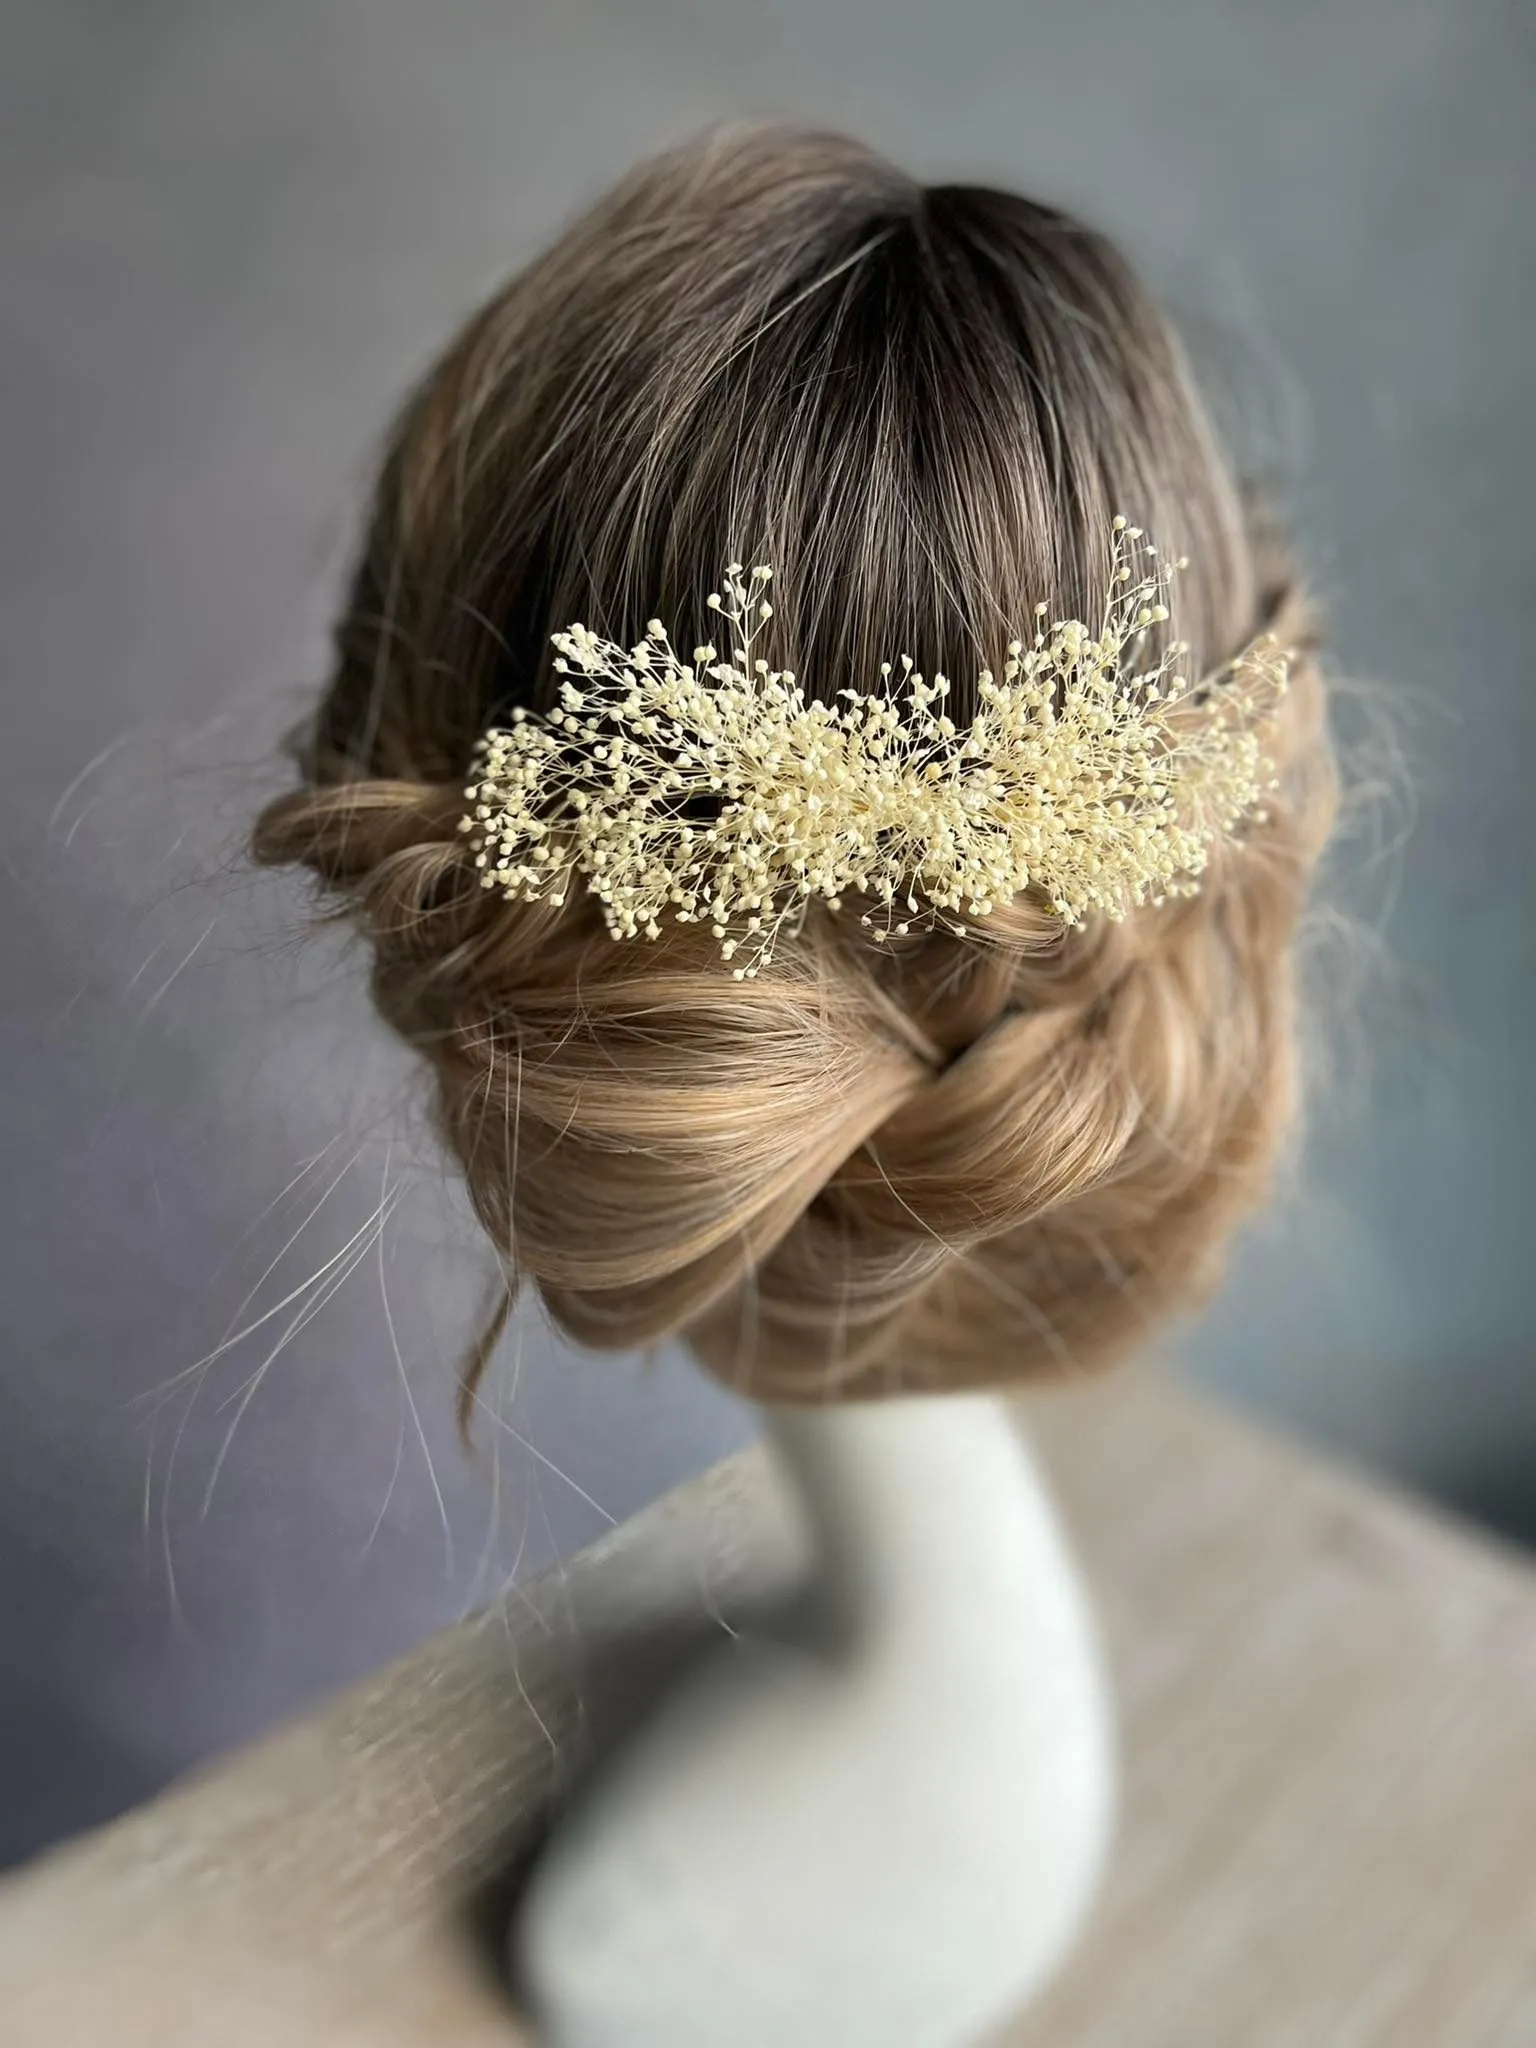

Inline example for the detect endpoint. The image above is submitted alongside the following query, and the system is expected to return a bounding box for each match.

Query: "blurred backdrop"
[1,0,1530,1862]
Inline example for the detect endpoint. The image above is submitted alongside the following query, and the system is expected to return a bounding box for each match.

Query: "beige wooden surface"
[1,1367,1533,2047]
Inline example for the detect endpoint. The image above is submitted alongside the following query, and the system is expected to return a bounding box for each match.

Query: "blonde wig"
[254,125,1336,1406]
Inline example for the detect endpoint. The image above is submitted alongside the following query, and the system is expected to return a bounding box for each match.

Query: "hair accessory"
[460,519,1288,978]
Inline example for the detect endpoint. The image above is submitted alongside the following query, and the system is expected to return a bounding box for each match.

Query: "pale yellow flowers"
[461,520,1288,978]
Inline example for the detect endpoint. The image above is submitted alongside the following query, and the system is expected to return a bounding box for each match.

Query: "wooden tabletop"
[2,1366,1532,2047]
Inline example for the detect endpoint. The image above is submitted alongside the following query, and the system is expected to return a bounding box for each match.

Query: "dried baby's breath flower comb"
[460,519,1289,979]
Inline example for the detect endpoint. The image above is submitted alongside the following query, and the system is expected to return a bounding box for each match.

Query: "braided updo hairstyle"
[254,125,1335,1407]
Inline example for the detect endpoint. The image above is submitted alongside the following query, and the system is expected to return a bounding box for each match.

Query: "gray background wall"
[1,0,1530,1862]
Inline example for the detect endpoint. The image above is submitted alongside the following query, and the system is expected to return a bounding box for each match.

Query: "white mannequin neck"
[516,1385,1117,2048]
[765,1390,1078,1637]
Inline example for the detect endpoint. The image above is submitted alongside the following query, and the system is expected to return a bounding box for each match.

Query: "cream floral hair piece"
[460,519,1288,979]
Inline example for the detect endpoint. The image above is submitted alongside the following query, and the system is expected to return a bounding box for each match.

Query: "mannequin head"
[254,124,1335,1403]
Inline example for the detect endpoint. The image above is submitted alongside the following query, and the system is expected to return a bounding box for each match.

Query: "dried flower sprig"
[460,520,1288,978]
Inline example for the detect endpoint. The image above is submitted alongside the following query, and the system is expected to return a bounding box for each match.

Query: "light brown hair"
[253,124,1336,1408]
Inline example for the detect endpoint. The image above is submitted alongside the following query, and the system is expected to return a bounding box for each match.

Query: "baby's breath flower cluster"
[460,520,1288,978]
